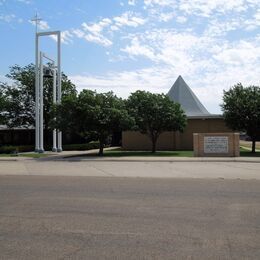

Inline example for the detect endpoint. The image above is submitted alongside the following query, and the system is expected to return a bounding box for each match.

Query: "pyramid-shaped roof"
[167,75,210,117]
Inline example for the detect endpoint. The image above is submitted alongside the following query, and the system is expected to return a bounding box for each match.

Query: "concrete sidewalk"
[0,157,259,179]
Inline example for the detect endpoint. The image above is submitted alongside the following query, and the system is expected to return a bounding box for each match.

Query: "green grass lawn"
[19,153,50,158]
[88,148,194,157]
[1,147,259,158]
[83,147,260,158]
[0,153,50,158]
[240,147,260,157]
[0,154,18,157]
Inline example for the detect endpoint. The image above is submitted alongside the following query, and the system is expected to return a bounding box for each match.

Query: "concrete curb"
[0,158,19,162]
[43,156,260,163]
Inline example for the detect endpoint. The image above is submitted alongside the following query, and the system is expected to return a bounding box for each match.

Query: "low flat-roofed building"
[122,76,232,150]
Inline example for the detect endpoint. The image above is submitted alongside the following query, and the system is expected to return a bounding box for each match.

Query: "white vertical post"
[52,68,57,152]
[35,34,39,152]
[34,30,62,153]
[57,31,62,152]
[39,52,44,153]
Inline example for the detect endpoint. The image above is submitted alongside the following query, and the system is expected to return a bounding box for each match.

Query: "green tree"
[0,63,77,130]
[0,89,7,125]
[53,90,134,155]
[222,83,260,153]
[127,90,187,153]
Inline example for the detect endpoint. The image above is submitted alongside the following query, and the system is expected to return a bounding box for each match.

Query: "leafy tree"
[222,83,260,153]
[0,89,7,125]
[127,91,187,153]
[53,90,134,155]
[0,63,77,130]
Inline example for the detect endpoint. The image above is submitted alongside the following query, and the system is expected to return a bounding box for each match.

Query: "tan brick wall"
[178,118,232,150]
[122,131,176,151]
[193,133,240,157]
[122,118,233,151]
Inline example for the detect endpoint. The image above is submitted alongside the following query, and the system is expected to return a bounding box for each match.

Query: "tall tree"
[0,63,77,130]
[53,90,134,155]
[127,91,187,153]
[0,88,7,125]
[222,83,260,153]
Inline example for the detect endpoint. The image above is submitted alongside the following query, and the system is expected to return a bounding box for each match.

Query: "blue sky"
[1,0,260,113]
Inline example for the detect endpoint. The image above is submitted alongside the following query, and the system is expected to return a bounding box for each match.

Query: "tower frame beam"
[35,31,62,153]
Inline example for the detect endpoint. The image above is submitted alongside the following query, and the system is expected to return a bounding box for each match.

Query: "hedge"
[0,141,100,154]
[62,141,100,151]
[0,145,34,154]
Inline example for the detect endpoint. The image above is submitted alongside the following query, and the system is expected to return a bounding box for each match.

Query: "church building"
[122,76,232,150]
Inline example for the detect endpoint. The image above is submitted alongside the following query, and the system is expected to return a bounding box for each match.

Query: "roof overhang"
[187,114,223,120]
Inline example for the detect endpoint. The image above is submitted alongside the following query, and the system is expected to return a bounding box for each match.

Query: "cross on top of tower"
[31,13,42,33]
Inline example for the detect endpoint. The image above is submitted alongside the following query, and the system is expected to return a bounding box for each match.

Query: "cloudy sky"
[1,0,260,113]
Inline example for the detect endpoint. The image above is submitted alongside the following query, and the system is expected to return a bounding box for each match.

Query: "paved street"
[0,175,260,259]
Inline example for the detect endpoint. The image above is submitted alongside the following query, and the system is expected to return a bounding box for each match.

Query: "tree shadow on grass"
[80,149,193,157]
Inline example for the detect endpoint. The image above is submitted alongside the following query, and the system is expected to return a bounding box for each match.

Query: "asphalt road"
[0,176,260,259]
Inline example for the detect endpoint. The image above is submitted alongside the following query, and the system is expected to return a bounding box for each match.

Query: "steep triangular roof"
[167,75,210,117]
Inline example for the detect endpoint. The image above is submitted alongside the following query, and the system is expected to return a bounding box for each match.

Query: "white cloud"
[179,0,248,17]
[72,29,85,38]
[72,19,114,46]
[205,18,242,37]
[121,37,156,60]
[66,12,146,47]
[159,12,175,22]
[244,9,260,31]
[143,0,260,17]
[128,0,136,6]
[144,0,176,7]
[29,19,50,30]
[176,16,187,23]
[84,34,112,47]
[49,30,74,45]
[82,18,112,34]
[38,20,49,30]
[0,14,16,23]
[0,14,24,24]
[17,0,31,4]
[61,30,74,44]
[213,40,260,65]
[113,12,146,27]
[110,25,120,31]
[69,67,174,98]
[121,29,214,70]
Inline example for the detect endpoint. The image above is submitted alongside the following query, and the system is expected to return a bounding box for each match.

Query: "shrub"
[0,145,35,154]
[62,141,100,151]
[0,142,100,154]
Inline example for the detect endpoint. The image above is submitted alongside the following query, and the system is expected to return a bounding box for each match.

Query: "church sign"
[204,136,228,153]
[193,133,240,157]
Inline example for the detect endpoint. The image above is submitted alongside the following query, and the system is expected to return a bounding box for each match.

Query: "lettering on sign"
[204,136,229,153]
